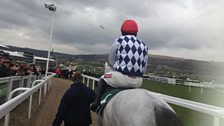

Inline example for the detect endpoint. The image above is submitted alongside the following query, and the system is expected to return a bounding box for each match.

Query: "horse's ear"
[154,105,183,126]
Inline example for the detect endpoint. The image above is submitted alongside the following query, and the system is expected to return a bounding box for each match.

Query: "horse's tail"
[154,105,183,126]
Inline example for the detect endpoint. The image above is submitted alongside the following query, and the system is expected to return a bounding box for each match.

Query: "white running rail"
[82,74,224,126]
[0,75,42,103]
[0,73,55,126]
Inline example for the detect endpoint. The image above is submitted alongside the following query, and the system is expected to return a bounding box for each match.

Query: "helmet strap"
[121,32,137,36]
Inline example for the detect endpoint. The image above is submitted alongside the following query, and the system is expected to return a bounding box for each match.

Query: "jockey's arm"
[143,56,148,74]
[143,47,149,74]
[108,41,119,67]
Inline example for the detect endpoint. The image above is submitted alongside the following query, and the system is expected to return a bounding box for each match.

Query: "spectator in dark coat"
[0,57,12,77]
[52,72,96,126]
[9,63,17,76]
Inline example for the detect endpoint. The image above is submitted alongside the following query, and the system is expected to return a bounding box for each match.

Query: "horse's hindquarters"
[101,89,181,126]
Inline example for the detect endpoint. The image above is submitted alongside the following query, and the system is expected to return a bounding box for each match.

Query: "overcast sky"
[0,0,223,62]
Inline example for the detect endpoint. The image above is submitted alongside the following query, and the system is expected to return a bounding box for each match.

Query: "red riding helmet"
[121,19,138,34]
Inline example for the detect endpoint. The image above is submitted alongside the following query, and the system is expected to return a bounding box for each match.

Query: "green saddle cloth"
[96,88,124,115]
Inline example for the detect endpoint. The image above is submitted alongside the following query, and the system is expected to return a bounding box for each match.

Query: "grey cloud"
[0,0,53,40]
[53,16,117,45]
[141,25,212,50]
[56,0,187,18]
[0,0,223,62]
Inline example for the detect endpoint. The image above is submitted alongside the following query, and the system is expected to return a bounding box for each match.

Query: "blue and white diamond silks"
[113,35,148,77]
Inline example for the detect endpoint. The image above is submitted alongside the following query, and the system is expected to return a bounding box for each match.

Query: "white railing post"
[83,77,85,84]
[34,75,37,81]
[213,117,220,126]
[27,76,32,88]
[44,81,47,96]
[47,79,51,92]
[46,80,49,93]
[87,78,89,87]
[20,76,24,87]
[31,75,35,82]
[39,87,42,105]
[6,77,13,100]
[49,78,52,89]
[28,95,33,119]
[188,85,191,93]
[92,80,95,90]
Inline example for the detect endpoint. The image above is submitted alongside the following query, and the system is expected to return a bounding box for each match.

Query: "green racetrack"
[141,79,224,126]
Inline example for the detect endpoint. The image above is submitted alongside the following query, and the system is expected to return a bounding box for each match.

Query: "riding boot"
[90,78,107,112]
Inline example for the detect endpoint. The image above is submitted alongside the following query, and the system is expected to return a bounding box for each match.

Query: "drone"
[45,4,56,12]
[100,25,105,30]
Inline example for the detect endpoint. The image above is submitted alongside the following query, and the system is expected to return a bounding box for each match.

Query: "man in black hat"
[52,72,96,126]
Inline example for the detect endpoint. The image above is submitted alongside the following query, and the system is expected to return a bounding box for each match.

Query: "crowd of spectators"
[0,55,104,79]
[54,67,103,80]
[0,56,46,78]
[54,67,74,79]
[82,71,102,78]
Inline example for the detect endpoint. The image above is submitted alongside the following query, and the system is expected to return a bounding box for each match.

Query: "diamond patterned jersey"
[112,35,148,77]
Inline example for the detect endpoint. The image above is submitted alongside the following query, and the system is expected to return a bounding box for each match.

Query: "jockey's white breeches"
[102,70,142,88]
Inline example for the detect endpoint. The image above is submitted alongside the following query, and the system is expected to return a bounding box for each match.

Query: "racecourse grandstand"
[0,45,56,69]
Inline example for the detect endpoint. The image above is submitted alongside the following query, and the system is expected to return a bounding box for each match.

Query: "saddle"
[96,87,124,115]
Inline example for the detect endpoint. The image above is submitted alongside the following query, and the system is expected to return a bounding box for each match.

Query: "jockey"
[90,19,148,111]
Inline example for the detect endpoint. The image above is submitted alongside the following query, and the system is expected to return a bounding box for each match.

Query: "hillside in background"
[6,45,224,82]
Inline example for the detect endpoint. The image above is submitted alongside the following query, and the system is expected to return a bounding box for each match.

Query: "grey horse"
[97,89,183,126]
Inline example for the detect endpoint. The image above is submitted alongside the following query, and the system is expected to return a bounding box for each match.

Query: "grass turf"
[141,79,224,126]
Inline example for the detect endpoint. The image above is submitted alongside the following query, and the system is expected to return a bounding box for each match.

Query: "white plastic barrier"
[82,74,99,90]
[0,75,39,103]
[0,73,55,126]
[82,74,224,126]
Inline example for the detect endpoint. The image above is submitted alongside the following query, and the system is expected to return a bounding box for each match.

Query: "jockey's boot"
[90,78,107,112]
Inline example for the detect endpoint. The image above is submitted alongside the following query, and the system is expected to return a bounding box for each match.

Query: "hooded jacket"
[52,81,96,126]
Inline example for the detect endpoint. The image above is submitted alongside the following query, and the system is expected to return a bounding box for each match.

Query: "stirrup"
[90,103,98,112]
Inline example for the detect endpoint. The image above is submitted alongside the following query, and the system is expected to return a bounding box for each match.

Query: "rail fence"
[0,73,55,126]
[0,75,44,104]
[82,74,224,126]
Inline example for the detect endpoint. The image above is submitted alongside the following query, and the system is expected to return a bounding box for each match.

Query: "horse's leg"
[154,105,183,126]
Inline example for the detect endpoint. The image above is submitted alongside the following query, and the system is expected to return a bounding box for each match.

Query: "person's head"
[9,63,14,68]
[22,62,27,68]
[3,59,10,68]
[0,56,4,65]
[121,19,138,36]
[72,72,82,82]
[30,64,36,71]
[15,61,23,67]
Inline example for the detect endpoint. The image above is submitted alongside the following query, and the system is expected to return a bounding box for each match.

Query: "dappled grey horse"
[97,89,182,126]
